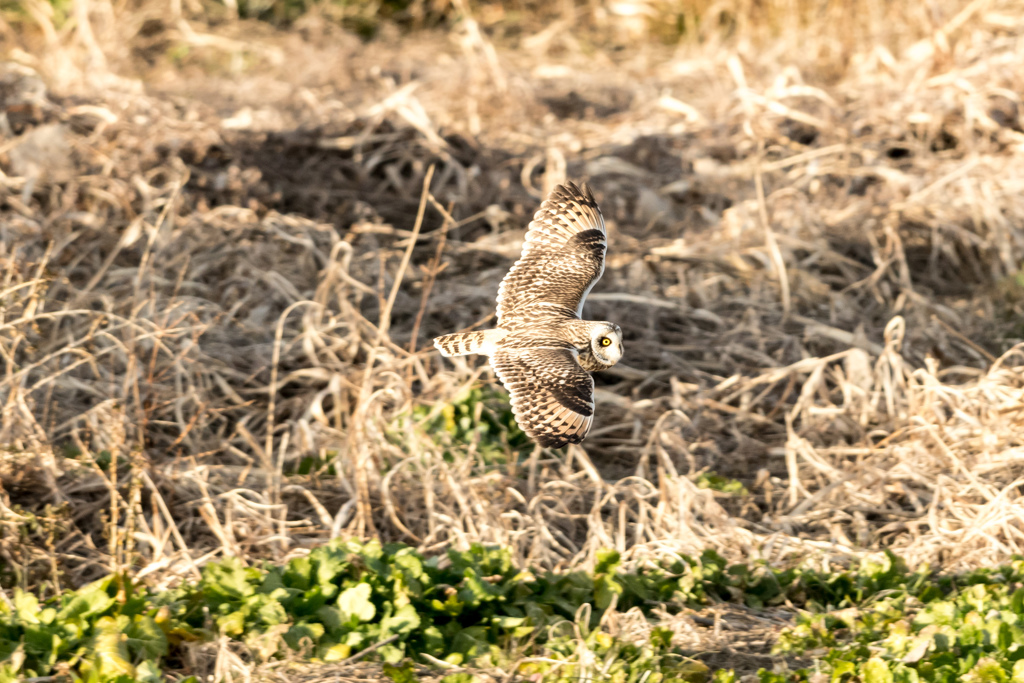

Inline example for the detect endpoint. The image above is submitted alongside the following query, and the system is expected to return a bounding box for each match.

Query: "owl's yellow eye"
[600,337,612,347]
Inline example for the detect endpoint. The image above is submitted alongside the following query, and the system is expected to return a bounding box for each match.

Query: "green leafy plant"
[0,574,201,683]
[695,471,748,495]
[8,540,1024,683]
[405,386,531,465]
[763,557,1024,682]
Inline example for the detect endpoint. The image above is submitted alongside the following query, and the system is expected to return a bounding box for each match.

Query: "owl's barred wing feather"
[496,182,606,329]
[490,346,595,449]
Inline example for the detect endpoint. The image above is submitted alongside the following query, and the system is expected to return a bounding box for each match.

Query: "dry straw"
[1,0,1024,611]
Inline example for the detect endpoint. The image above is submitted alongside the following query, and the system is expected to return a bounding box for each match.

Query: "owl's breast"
[576,349,613,373]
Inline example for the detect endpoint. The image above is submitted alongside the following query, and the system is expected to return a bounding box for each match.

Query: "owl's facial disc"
[591,324,624,365]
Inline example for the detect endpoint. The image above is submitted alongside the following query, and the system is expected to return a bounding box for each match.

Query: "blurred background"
[3,0,1024,675]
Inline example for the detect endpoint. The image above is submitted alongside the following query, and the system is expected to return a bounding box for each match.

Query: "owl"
[434,182,623,448]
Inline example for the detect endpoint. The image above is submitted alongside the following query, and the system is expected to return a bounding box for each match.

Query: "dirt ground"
[3,0,1024,677]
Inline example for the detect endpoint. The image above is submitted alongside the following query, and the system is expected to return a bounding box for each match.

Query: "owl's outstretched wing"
[489,346,595,449]
[495,182,606,330]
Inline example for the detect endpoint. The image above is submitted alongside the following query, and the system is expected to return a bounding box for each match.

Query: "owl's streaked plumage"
[434,182,623,448]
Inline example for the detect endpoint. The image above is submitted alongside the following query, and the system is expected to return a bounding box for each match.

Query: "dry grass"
[3,0,1024,624]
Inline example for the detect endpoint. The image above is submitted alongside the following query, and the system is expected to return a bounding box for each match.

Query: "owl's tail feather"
[433,329,506,357]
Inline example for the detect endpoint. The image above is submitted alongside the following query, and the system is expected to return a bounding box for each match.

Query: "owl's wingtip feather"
[549,179,595,204]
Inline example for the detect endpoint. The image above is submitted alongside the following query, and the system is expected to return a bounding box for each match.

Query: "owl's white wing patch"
[489,346,595,449]
[495,182,607,329]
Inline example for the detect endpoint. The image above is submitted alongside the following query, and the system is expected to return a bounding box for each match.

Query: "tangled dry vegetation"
[2,0,1024,609]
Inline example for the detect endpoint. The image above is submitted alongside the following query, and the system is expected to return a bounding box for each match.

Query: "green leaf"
[666,659,711,682]
[451,626,489,658]
[862,658,894,683]
[379,642,406,663]
[314,546,352,586]
[696,471,747,494]
[201,557,257,603]
[430,590,464,616]
[440,674,480,683]
[13,590,41,624]
[284,556,313,591]
[461,569,506,606]
[595,549,621,574]
[831,660,855,681]
[323,643,352,662]
[595,574,623,610]
[284,622,325,650]
[383,661,417,683]
[915,600,956,627]
[338,583,376,623]
[968,658,1009,683]
[1012,588,1024,615]
[91,615,136,679]
[0,645,25,679]
[650,626,673,649]
[316,604,345,633]
[422,625,445,655]
[394,550,426,581]
[252,593,288,626]
[216,610,246,636]
[56,577,116,621]
[135,659,165,683]
[126,615,168,659]
[381,604,420,637]
[291,584,334,616]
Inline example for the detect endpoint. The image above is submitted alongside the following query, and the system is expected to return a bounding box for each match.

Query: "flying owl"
[433,181,623,448]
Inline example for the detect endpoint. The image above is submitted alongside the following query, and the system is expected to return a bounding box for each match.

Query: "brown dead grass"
[2,0,1024,622]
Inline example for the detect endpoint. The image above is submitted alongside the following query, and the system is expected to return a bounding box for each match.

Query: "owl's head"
[590,322,624,366]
